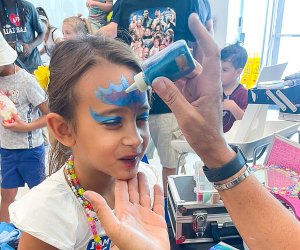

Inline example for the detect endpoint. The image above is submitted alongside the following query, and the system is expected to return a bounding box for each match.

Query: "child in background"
[62,16,91,40]
[86,0,113,33]
[9,36,159,249]
[221,42,248,133]
[0,33,48,223]
[36,7,64,60]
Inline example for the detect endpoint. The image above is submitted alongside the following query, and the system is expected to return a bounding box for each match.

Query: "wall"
[209,0,229,48]
[29,0,88,29]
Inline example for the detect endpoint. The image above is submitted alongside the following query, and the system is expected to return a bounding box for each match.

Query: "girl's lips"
[119,154,139,160]
[119,157,139,168]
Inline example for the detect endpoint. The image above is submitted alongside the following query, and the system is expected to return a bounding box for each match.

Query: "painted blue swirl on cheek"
[95,75,148,109]
[89,108,122,124]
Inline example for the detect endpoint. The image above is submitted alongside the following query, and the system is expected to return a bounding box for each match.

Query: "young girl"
[36,7,64,60]
[9,36,159,249]
[62,16,91,40]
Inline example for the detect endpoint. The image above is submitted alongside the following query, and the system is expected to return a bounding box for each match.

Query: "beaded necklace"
[65,156,102,250]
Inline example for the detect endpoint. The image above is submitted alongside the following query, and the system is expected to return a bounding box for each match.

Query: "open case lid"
[254,134,300,220]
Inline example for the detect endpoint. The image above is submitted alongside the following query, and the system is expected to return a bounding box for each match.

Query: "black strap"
[203,145,247,182]
[51,28,57,41]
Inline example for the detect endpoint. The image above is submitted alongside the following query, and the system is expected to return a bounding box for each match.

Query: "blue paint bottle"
[125,40,196,93]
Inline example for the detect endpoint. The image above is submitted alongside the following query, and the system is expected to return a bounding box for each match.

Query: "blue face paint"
[136,111,149,121]
[95,75,147,110]
[90,108,122,125]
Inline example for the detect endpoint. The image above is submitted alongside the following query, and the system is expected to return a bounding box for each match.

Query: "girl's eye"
[102,118,122,127]
[137,112,149,122]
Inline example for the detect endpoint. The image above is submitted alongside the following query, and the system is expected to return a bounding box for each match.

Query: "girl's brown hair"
[48,35,142,174]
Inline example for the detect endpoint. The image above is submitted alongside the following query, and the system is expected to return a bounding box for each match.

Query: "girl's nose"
[122,125,144,148]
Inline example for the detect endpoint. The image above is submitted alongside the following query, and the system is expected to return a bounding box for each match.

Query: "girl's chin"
[115,169,139,181]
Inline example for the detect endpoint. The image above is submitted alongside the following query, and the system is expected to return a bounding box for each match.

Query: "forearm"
[219,174,300,249]
[97,22,117,38]
[28,32,45,49]
[203,143,300,248]
[228,103,245,120]
[25,115,47,132]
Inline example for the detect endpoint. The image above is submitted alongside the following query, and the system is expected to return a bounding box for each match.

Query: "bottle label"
[176,54,190,72]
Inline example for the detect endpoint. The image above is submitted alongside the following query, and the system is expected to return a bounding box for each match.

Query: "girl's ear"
[46,113,76,147]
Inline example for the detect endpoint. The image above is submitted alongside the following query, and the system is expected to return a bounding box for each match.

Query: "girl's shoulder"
[10,168,74,212]
[9,168,83,249]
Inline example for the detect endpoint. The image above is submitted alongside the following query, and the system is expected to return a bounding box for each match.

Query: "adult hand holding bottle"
[154,13,235,168]
[86,13,300,250]
[153,13,300,250]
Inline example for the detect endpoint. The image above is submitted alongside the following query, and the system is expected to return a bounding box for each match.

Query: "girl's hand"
[2,114,29,132]
[84,172,170,250]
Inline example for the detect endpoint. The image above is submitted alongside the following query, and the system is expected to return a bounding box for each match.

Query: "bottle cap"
[125,72,149,93]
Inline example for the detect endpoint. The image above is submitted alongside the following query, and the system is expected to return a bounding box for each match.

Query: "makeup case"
[167,175,242,245]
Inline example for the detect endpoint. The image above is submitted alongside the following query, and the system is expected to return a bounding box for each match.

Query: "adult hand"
[84,172,170,250]
[22,43,33,57]
[2,114,29,132]
[152,13,235,168]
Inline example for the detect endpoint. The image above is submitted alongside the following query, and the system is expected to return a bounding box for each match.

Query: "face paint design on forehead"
[95,75,147,109]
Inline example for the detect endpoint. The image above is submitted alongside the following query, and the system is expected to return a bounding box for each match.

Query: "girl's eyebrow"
[91,107,125,116]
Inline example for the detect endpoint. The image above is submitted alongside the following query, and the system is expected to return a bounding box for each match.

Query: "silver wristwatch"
[213,167,251,191]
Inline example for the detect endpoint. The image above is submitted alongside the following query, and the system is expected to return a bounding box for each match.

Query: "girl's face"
[71,63,150,180]
[62,23,77,41]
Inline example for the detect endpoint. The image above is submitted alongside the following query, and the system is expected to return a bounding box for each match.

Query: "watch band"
[203,145,247,182]
[213,167,251,190]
